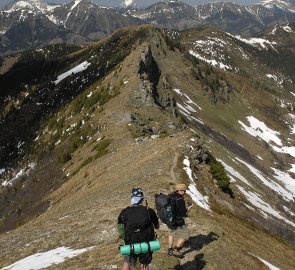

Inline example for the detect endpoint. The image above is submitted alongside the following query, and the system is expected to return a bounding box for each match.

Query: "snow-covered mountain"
[128,0,295,35]
[0,0,140,54]
[260,0,295,12]
[0,0,85,54]
[129,0,201,30]
[3,0,58,13]
[0,0,58,33]
[121,0,136,8]
[49,0,140,39]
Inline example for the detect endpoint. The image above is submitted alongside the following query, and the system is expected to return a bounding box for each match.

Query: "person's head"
[175,183,186,196]
[130,187,144,205]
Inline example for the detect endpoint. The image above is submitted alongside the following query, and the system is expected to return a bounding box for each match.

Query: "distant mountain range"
[129,0,295,33]
[0,0,294,54]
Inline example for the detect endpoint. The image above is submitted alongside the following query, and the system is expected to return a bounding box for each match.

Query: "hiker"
[117,188,159,270]
[167,183,193,257]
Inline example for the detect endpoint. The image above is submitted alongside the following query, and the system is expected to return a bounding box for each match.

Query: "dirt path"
[170,148,181,183]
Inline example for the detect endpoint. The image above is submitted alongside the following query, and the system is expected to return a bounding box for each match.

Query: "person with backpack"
[117,188,159,270]
[167,183,193,258]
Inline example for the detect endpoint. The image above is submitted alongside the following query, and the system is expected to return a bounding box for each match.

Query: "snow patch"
[282,25,295,33]
[239,116,282,146]
[236,157,295,201]
[54,61,91,84]
[249,253,281,270]
[266,74,283,85]
[287,113,295,134]
[289,164,295,174]
[183,157,211,211]
[228,33,277,50]
[272,167,295,195]
[189,50,232,71]
[238,186,295,228]
[71,0,82,11]
[218,159,253,187]
[2,163,36,187]
[256,155,263,160]
[283,206,295,216]
[173,88,202,110]
[272,145,295,157]
[0,246,95,270]
[239,116,295,157]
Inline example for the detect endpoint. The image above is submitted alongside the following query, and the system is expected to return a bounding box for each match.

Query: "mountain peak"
[260,0,295,12]
[3,0,52,13]
[67,0,95,8]
[74,0,92,3]
[12,0,47,6]
[121,0,136,8]
[13,0,44,2]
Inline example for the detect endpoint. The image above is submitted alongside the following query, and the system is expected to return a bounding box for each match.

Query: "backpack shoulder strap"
[169,193,176,204]
[121,206,133,224]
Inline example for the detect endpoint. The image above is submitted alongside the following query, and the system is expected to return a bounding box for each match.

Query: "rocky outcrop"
[130,46,161,108]
[186,139,208,168]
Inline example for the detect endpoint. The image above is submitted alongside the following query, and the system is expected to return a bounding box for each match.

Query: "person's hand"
[186,201,193,211]
[187,203,193,211]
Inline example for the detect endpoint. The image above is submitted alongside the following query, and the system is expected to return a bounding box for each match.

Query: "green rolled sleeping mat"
[119,240,160,255]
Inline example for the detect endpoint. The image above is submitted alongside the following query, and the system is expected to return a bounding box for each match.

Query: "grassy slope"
[0,25,295,269]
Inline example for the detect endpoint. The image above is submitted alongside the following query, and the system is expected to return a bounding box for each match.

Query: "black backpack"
[123,205,154,244]
[154,193,175,226]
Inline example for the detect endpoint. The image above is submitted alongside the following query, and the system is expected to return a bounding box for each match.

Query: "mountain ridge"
[1,24,295,269]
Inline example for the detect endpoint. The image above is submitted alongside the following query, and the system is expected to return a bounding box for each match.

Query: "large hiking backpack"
[123,205,154,244]
[154,193,175,226]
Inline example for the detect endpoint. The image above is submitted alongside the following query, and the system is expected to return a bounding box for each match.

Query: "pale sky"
[0,0,260,9]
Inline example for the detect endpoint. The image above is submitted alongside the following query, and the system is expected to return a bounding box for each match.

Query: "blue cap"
[131,187,144,197]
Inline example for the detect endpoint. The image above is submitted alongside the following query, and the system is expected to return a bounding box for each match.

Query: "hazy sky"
[0,0,260,8]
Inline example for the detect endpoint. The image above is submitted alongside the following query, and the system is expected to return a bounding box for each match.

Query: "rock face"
[130,47,160,108]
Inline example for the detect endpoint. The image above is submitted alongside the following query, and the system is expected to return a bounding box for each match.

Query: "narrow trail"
[170,148,181,183]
